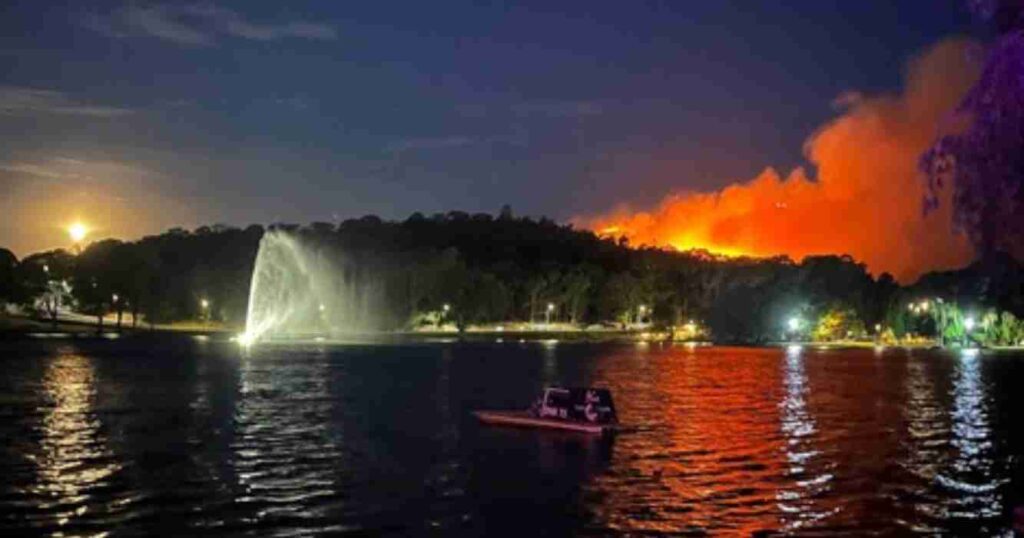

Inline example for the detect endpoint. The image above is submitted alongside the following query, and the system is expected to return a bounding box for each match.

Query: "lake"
[1,336,1022,535]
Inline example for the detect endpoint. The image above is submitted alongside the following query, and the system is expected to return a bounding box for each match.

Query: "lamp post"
[112,294,123,329]
[200,298,210,327]
[440,303,450,328]
[638,304,647,326]
[787,316,802,342]
[546,302,555,325]
[964,316,975,348]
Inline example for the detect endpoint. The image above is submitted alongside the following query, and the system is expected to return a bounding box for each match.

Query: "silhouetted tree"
[0,248,17,304]
[922,0,1024,258]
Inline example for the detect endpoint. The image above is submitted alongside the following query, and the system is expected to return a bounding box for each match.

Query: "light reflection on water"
[938,351,1005,528]
[25,351,125,532]
[776,344,836,531]
[230,346,344,532]
[0,339,1022,535]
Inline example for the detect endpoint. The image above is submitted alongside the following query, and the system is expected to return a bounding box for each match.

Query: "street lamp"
[964,317,975,331]
[546,302,555,325]
[200,298,210,325]
[787,317,801,332]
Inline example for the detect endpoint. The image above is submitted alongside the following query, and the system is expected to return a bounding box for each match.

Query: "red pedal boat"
[474,387,619,434]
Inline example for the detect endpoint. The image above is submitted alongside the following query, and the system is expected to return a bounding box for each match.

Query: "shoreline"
[3,314,1022,352]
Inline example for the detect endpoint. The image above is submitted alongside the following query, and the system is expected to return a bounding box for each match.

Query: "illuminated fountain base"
[240,230,388,344]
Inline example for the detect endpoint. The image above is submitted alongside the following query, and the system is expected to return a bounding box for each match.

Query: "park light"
[547,303,555,312]
[874,323,882,332]
[442,303,450,312]
[42,264,49,274]
[112,293,119,304]
[318,303,325,312]
[68,222,88,243]
[201,298,210,310]
[787,316,801,332]
[920,300,930,312]
[965,316,976,331]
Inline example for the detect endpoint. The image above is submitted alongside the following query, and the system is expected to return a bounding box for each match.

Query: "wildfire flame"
[583,39,981,282]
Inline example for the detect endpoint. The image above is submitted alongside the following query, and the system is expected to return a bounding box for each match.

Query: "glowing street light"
[318,303,325,313]
[787,317,801,332]
[965,317,976,331]
[199,298,210,325]
[546,302,555,325]
[112,293,119,304]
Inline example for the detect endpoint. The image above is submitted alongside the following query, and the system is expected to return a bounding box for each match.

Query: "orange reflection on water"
[28,351,121,528]
[585,345,796,534]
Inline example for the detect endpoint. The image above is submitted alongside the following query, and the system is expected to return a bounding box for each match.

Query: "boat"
[474,386,619,434]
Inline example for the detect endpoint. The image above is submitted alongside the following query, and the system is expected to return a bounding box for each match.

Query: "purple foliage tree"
[921,0,1024,257]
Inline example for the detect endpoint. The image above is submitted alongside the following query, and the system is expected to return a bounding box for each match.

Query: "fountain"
[240,230,388,344]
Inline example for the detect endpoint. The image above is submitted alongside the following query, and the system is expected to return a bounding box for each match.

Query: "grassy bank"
[0,313,233,336]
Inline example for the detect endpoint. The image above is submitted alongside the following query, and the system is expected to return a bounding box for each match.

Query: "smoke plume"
[583,39,982,282]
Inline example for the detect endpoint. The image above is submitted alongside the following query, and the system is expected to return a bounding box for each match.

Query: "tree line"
[1,209,1022,344]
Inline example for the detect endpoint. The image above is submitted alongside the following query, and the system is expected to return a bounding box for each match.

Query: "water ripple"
[1,341,1023,535]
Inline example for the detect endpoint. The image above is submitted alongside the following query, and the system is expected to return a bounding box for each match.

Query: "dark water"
[1,336,1023,536]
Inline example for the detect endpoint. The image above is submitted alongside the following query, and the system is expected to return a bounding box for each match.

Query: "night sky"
[0,0,978,256]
